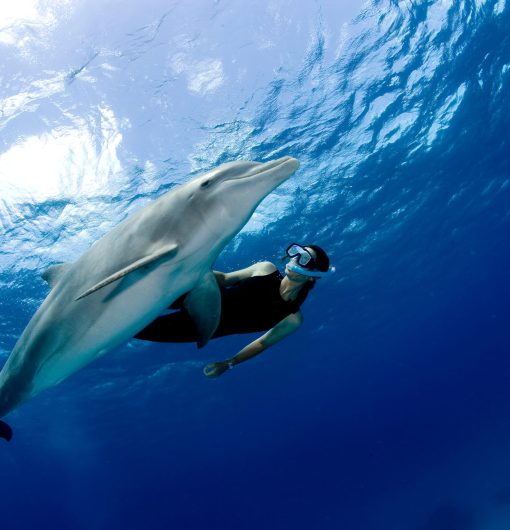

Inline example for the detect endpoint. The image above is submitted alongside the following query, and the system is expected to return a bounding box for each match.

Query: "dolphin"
[0,156,299,440]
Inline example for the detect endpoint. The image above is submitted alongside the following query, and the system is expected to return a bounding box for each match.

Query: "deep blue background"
[1,1,510,529]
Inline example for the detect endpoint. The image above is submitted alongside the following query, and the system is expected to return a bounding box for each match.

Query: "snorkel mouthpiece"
[287,259,336,279]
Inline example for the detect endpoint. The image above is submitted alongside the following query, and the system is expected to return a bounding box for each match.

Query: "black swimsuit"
[135,270,306,343]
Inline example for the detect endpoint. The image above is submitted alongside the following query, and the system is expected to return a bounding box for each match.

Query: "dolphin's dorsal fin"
[183,271,221,348]
[75,243,179,301]
[41,263,72,289]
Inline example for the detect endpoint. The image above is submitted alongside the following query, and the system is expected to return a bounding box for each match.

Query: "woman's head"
[284,243,332,279]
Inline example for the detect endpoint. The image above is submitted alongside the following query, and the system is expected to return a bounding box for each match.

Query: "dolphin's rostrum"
[0,156,299,440]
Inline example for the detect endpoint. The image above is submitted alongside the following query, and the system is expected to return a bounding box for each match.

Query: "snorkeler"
[135,244,334,377]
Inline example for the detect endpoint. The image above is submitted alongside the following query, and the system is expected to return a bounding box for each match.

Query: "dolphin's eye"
[200,180,211,189]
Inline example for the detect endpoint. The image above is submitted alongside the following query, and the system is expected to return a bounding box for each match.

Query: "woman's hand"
[203,361,231,378]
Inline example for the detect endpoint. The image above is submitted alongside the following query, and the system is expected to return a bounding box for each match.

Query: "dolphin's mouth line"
[226,156,297,182]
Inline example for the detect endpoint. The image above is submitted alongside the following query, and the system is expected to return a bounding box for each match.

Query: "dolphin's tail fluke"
[0,420,13,442]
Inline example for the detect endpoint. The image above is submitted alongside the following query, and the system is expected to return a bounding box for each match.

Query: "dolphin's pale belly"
[0,261,202,413]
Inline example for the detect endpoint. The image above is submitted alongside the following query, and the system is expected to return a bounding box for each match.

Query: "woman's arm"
[213,261,276,287]
[203,311,303,377]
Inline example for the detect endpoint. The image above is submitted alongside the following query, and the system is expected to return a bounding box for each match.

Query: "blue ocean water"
[1,0,510,528]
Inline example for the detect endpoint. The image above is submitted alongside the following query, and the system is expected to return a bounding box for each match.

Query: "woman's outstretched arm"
[203,311,303,378]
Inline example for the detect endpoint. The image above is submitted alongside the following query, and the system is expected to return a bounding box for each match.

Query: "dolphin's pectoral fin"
[75,243,179,301]
[41,263,72,289]
[183,271,221,348]
[0,420,13,442]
